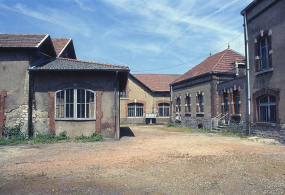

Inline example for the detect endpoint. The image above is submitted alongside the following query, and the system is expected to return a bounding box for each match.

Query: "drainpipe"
[170,85,173,123]
[27,70,34,137]
[114,71,118,139]
[244,12,251,135]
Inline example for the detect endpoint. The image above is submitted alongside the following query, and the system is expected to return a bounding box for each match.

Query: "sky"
[0,0,253,74]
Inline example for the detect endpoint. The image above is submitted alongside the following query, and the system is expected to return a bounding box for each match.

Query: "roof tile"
[173,49,245,83]
[51,38,71,56]
[0,34,47,47]
[133,74,181,91]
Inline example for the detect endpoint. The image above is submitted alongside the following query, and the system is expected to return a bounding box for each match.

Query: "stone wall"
[252,123,285,144]
[176,116,212,130]
[121,117,146,125]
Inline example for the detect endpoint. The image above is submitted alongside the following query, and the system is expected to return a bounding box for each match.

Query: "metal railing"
[211,113,229,130]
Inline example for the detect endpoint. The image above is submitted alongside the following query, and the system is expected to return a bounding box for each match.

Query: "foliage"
[220,128,247,138]
[167,122,174,127]
[30,131,70,144]
[75,132,103,142]
[0,124,27,145]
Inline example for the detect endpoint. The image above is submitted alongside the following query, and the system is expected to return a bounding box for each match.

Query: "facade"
[0,34,129,139]
[170,48,246,130]
[241,0,285,142]
[120,74,180,124]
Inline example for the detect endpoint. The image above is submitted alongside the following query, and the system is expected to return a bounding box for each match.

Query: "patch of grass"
[165,126,247,138]
[167,122,174,127]
[75,132,103,142]
[30,131,70,144]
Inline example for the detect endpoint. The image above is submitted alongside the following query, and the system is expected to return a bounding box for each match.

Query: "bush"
[75,132,103,142]
[167,122,174,127]
[0,124,27,145]
[30,131,70,144]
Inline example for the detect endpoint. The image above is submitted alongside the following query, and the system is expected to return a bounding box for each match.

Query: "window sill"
[255,68,273,76]
[127,117,144,118]
[55,118,96,121]
[256,122,276,127]
[185,113,191,117]
[231,114,241,117]
[120,97,129,100]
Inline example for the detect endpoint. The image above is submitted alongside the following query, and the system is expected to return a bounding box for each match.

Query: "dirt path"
[0,125,285,195]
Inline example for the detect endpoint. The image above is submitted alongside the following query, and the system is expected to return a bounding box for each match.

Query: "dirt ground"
[0,125,285,195]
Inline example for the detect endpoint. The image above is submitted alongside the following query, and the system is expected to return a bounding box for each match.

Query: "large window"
[55,88,96,120]
[258,96,276,122]
[158,103,169,117]
[260,36,269,70]
[128,103,143,117]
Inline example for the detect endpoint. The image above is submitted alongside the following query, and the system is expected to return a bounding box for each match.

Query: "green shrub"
[75,132,103,142]
[30,131,70,144]
[167,122,174,127]
[0,124,27,145]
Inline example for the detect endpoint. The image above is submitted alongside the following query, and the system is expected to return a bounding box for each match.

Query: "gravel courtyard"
[0,125,284,195]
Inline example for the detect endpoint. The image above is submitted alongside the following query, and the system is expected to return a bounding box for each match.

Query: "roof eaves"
[36,34,49,48]
[57,38,72,57]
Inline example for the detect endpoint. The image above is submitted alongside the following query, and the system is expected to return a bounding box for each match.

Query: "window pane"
[77,89,85,103]
[56,91,64,118]
[77,104,85,118]
[269,105,276,122]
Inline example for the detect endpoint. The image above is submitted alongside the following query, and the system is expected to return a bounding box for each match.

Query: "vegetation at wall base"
[75,132,103,142]
[166,126,247,139]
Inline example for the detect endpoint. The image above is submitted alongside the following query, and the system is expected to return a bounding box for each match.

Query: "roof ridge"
[57,57,128,68]
[212,49,228,71]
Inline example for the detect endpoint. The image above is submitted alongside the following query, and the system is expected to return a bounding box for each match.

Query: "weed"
[75,132,103,142]
[167,122,174,127]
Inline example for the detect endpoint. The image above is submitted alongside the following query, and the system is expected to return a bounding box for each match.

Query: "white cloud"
[74,0,94,12]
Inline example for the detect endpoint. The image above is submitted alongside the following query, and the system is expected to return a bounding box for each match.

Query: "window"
[185,95,191,113]
[258,96,276,123]
[158,103,169,117]
[260,37,269,70]
[55,88,96,120]
[233,90,240,114]
[120,90,127,98]
[128,103,143,117]
[197,94,204,113]
[176,97,181,119]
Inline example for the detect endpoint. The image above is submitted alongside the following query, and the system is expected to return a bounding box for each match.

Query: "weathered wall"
[246,0,285,139]
[32,71,120,139]
[0,51,40,135]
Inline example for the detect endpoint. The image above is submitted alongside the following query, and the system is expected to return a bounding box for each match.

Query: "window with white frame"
[128,103,143,117]
[55,88,96,120]
[158,103,169,117]
[260,36,269,70]
[120,90,127,98]
[197,93,204,113]
[258,96,276,122]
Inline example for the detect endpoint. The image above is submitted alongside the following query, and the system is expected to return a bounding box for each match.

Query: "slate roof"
[0,34,48,47]
[133,74,181,92]
[172,49,245,84]
[51,38,71,56]
[30,57,129,71]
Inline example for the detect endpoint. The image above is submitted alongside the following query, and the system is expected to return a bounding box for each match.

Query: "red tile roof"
[133,74,181,91]
[51,38,71,56]
[0,34,48,47]
[173,49,245,84]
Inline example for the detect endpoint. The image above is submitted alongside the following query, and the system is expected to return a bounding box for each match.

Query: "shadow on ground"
[120,127,135,138]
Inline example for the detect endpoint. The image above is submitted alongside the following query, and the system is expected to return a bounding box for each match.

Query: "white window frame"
[55,88,96,120]
[128,103,144,117]
[158,103,170,117]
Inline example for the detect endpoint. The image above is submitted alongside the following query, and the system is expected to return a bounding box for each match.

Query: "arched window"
[55,88,96,120]
[128,103,143,117]
[258,96,276,122]
[158,103,170,117]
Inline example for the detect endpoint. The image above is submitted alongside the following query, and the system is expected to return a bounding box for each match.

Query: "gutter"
[114,71,119,140]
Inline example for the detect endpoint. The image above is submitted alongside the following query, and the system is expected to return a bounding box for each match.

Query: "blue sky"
[0,0,252,74]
